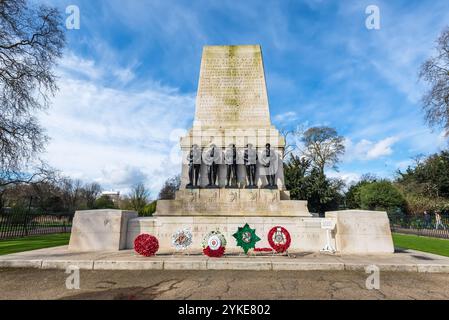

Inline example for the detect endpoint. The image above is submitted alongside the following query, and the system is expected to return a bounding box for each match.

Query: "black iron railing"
[0,211,74,240]
[389,213,449,239]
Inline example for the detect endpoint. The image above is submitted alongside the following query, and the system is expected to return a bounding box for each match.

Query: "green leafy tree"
[284,155,311,200]
[397,151,449,198]
[140,201,157,217]
[359,180,406,213]
[307,168,344,215]
[396,151,449,213]
[284,155,344,215]
[345,174,378,209]
[94,195,116,209]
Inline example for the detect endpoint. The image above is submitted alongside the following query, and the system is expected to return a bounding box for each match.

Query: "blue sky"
[38,0,449,195]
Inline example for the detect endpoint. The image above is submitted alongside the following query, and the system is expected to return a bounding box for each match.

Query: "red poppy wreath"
[134,234,159,257]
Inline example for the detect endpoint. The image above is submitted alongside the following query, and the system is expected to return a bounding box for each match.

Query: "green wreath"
[233,223,261,254]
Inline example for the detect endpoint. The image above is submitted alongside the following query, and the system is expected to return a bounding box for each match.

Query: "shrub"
[359,180,406,213]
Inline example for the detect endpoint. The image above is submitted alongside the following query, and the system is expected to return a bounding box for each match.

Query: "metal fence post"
[23,212,28,237]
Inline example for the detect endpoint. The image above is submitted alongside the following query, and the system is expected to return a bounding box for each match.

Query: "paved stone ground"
[2,246,449,273]
[1,268,449,300]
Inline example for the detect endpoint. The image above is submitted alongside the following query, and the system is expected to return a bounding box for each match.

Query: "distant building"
[101,191,120,204]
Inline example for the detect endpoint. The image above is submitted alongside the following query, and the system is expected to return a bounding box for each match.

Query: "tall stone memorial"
[125,45,329,253]
[69,45,394,255]
[180,45,285,190]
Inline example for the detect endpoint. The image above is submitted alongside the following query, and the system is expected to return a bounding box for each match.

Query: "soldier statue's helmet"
[265,143,271,148]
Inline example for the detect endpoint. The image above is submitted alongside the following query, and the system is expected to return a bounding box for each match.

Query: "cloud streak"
[40,53,195,194]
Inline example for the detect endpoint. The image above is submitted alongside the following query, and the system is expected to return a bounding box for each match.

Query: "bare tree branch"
[0,0,65,177]
[419,27,449,137]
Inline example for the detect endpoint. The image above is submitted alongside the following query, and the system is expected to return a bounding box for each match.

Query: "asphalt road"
[1,268,449,300]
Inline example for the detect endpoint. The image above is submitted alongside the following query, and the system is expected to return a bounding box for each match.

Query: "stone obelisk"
[180,45,286,189]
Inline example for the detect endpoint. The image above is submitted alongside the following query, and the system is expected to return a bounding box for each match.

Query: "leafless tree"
[82,182,102,209]
[279,128,295,158]
[158,175,180,200]
[0,161,56,188]
[59,178,83,212]
[419,27,449,137]
[129,183,150,213]
[0,162,57,210]
[0,0,65,177]
[297,126,345,176]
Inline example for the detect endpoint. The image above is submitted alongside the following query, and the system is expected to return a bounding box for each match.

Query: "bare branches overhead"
[419,27,449,137]
[0,0,65,176]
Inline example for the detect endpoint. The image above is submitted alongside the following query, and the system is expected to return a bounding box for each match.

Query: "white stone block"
[69,209,138,252]
[326,210,394,254]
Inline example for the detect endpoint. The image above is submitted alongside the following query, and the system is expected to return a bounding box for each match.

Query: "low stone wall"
[68,209,394,255]
[126,216,331,253]
[326,210,394,254]
[69,210,137,252]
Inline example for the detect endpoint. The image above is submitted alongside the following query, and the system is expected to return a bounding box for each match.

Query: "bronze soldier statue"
[186,144,201,188]
[244,143,257,188]
[225,144,238,188]
[204,144,220,188]
[261,143,277,189]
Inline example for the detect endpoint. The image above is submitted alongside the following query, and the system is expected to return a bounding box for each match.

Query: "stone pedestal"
[155,189,309,217]
[325,210,394,254]
[69,210,138,252]
[126,216,331,253]
[125,188,317,253]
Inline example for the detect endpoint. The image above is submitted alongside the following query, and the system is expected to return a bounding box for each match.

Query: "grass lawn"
[393,233,449,257]
[0,233,70,256]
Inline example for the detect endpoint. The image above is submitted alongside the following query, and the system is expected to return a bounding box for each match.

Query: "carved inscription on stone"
[195,46,271,127]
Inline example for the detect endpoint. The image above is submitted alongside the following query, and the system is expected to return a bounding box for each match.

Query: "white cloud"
[366,136,399,159]
[59,53,102,80]
[41,54,195,195]
[327,171,361,187]
[395,159,413,171]
[113,67,136,84]
[273,111,298,124]
[345,136,399,161]
[337,1,449,104]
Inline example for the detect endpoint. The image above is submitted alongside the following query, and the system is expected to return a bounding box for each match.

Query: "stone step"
[155,199,310,217]
[175,188,291,202]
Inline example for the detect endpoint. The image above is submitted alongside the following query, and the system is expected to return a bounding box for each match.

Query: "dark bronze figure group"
[186,143,278,190]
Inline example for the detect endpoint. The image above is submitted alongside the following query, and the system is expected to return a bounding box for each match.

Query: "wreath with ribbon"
[268,226,291,253]
[233,223,261,254]
[134,234,159,257]
[171,228,193,251]
[202,230,227,257]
